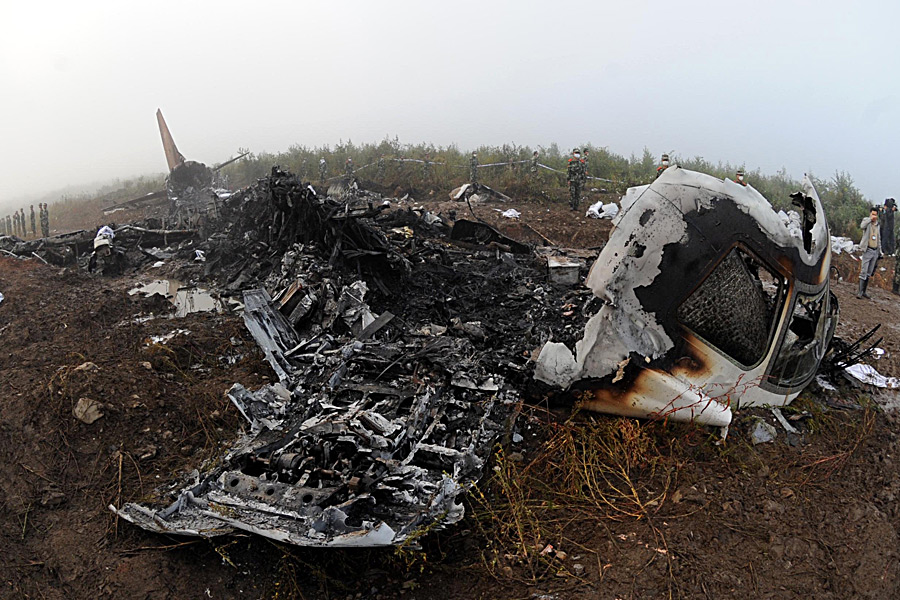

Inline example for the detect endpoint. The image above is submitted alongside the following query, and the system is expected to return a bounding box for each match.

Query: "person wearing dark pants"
[858,207,883,299]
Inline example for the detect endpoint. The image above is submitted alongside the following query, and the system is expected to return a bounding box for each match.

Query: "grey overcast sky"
[1,0,897,212]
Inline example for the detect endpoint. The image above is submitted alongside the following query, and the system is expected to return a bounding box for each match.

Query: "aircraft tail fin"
[156,109,185,172]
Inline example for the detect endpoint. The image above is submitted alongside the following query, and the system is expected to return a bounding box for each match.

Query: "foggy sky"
[1,0,897,213]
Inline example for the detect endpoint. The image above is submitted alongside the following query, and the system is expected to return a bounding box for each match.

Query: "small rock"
[74,361,99,373]
[40,489,66,507]
[573,563,585,576]
[137,445,158,461]
[751,420,777,445]
[140,361,153,370]
[73,398,104,424]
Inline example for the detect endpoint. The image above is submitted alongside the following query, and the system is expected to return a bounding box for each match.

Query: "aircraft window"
[768,290,832,388]
[677,248,784,366]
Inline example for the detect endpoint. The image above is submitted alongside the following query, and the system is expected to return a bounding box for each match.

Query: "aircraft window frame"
[675,246,787,369]
[766,288,834,390]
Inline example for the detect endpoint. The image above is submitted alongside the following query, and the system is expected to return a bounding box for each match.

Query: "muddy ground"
[3,189,900,599]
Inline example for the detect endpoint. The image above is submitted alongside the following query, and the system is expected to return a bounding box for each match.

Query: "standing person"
[893,248,900,295]
[13,210,20,237]
[344,157,354,179]
[377,155,386,180]
[5,215,11,236]
[734,169,747,186]
[530,150,539,175]
[567,148,585,211]
[318,157,327,183]
[29,205,36,237]
[469,152,478,184]
[857,207,883,299]
[19,209,26,236]
[582,148,590,179]
[40,203,50,237]
[1,215,5,236]
[880,198,896,256]
[656,154,670,178]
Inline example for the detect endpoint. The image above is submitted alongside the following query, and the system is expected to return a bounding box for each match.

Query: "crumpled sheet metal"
[114,288,515,547]
[536,167,833,426]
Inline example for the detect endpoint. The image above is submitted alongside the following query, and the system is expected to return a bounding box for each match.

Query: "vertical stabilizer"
[157,109,186,172]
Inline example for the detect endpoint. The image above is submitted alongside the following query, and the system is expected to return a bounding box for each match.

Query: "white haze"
[1,0,898,213]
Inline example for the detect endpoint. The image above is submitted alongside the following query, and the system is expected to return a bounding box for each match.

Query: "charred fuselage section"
[536,167,837,427]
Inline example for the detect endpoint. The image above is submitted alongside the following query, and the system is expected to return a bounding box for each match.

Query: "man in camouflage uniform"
[29,205,36,237]
[344,157,354,179]
[377,155,386,180]
[567,148,585,211]
[318,157,327,183]
[530,151,539,175]
[582,148,590,179]
[40,203,50,238]
[20,209,26,236]
[469,152,478,184]
[13,211,20,237]
[656,154,670,178]
[5,215,11,236]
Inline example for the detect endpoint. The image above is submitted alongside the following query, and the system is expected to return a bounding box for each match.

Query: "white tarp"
[830,236,855,255]
[845,363,900,388]
[586,201,619,219]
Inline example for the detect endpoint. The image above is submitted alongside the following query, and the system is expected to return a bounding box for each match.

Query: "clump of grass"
[471,413,695,582]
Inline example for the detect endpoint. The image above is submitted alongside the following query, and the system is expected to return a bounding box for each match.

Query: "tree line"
[31,137,874,240]
[219,138,873,239]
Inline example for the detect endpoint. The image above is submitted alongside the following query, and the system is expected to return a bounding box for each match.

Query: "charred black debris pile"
[113,166,595,547]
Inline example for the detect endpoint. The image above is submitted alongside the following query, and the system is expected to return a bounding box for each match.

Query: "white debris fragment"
[533,342,578,388]
[150,261,165,268]
[771,408,799,434]
[586,201,619,219]
[499,208,521,219]
[150,329,191,345]
[0,291,4,305]
[845,363,900,389]
[74,398,104,424]
[750,420,777,445]
[830,236,855,255]
[815,375,837,391]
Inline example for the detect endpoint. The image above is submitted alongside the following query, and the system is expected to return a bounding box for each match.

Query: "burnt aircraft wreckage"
[536,166,837,428]
[105,164,840,547]
[102,110,248,226]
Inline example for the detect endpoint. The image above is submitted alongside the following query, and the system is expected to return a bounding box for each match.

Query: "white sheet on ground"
[845,363,900,388]
[586,201,619,219]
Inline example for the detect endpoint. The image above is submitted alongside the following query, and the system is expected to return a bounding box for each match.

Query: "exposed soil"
[3,190,900,599]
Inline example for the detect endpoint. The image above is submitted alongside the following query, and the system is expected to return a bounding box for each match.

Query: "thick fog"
[1,0,897,212]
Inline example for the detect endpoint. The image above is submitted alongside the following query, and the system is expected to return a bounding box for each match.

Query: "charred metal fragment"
[450,219,531,254]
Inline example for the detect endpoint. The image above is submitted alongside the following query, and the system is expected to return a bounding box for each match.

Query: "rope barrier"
[319,158,615,184]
